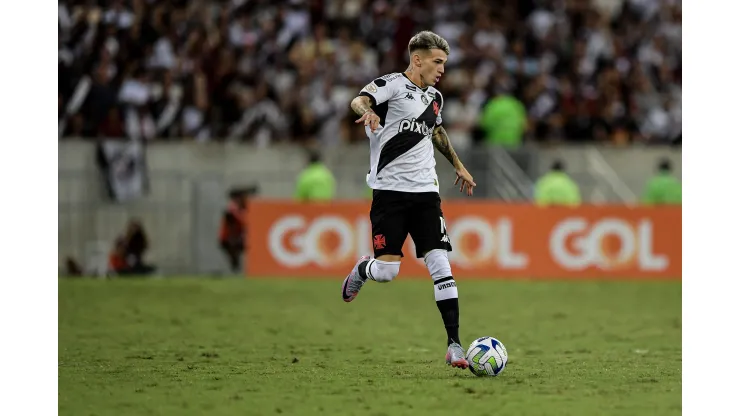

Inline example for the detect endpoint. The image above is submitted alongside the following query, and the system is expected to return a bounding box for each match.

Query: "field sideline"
[59,277,681,416]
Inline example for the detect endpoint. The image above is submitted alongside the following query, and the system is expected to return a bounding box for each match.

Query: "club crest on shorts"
[365,82,378,93]
[373,234,386,250]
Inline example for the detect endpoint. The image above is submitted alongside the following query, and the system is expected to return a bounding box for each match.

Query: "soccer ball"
[466,336,508,377]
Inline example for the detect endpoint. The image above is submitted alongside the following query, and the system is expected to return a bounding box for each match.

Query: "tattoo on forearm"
[351,96,374,117]
[432,126,459,167]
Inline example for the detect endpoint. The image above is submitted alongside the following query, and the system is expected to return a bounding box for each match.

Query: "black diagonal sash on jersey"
[376,92,441,175]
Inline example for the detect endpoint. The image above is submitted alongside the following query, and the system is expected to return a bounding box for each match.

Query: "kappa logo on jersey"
[404,93,414,100]
[398,118,433,136]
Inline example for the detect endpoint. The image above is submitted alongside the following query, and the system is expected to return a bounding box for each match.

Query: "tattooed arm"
[351,96,374,116]
[432,125,477,195]
[431,125,462,169]
[351,96,380,133]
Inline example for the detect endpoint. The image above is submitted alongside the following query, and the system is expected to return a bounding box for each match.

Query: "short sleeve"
[359,76,396,107]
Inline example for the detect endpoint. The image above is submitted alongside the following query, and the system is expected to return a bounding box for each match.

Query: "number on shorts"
[440,217,450,235]
[439,217,450,242]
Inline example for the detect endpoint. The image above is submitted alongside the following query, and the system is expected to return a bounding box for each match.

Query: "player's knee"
[373,260,400,283]
[424,249,452,279]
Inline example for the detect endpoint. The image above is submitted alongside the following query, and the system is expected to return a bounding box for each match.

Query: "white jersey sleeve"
[358,73,403,108]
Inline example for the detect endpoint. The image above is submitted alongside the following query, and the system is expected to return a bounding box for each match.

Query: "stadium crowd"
[59,0,681,148]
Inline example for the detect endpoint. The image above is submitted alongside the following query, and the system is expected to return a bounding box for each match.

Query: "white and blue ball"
[465,336,508,377]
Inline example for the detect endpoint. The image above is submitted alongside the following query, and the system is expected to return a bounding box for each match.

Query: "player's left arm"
[432,125,476,196]
[431,125,460,169]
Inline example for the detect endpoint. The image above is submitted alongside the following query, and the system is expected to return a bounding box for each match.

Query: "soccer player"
[341,31,477,370]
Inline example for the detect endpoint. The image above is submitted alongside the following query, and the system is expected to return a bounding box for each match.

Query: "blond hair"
[408,31,451,56]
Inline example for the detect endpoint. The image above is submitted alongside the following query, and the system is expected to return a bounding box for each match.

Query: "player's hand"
[356,110,381,133]
[454,166,476,196]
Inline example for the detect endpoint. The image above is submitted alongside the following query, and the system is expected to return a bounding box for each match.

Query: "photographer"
[108,219,156,276]
[219,187,258,273]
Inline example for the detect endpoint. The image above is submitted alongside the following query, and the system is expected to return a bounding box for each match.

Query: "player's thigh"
[407,193,452,258]
[370,190,410,258]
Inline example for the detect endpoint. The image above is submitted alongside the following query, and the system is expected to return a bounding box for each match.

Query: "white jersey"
[359,72,445,193]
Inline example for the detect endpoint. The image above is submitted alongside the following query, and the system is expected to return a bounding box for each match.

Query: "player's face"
[421,48,447,86]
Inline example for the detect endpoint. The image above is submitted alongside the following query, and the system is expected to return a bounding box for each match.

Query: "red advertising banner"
[246,200,681,279]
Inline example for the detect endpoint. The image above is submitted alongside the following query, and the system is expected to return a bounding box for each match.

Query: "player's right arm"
[351,96,380,133]
[352,75,398,134]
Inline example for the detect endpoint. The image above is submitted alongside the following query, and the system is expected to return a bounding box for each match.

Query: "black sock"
[436,297,460,346]
[357,260,371,281]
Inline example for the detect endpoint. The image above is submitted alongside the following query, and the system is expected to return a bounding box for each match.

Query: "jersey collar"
[402,72,429,92]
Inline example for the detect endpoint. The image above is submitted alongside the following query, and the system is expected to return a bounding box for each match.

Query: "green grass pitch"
[59,277,681,416]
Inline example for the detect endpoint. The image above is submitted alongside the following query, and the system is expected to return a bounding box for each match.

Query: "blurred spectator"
[564,100,597,142]
[58,0,681,145]
[218,186,259,273]
[219,191,246,273]
[294,150,336,202]
[108,219,156,276]
[108,237,131,275]
[642,158,682,205]
[534,160,581,207]
[479,94,527,149]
